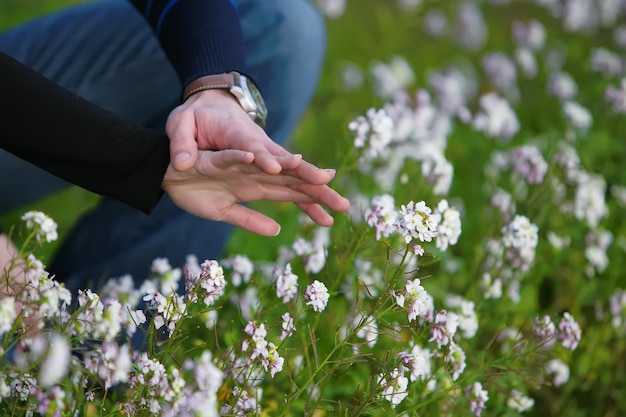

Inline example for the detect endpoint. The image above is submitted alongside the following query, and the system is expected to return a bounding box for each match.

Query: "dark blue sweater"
[0,0,247,214]
[129,0,247,89]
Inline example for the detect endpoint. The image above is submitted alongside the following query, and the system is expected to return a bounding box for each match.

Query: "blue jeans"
[0,0,326,292]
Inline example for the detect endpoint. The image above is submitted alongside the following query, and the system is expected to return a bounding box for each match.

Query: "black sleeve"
[0,52,170,214]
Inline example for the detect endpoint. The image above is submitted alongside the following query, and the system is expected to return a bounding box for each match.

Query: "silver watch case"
[230,72,268,128]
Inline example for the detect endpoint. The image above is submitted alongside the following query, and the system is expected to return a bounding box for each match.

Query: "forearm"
[0,52,170,214]
[126,0,246,88]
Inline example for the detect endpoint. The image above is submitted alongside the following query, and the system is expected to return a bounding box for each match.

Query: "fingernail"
[273,225,281,237]
[173,152,191,165]
[325,169,336,175]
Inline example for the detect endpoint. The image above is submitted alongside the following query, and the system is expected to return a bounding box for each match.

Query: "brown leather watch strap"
[182,72,235,102]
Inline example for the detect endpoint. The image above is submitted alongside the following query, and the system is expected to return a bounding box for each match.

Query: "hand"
[165,89,334,186]
[161,150,350,236]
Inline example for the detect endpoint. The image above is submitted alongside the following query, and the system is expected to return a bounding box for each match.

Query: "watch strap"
[182,72,236,102]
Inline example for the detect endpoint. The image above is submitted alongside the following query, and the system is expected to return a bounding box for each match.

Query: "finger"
[167,112,199,171]
[211,150,255,169]
[296,203,335,227]
[283,160,337,185]
[220,204,281,236]
[274,153,303,170]
[290,184,351,212]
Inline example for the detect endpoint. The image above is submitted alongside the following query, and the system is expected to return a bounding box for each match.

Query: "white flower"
[370,56,415,100]
[379,367,409,408]
[395,200,438,244]
[433,200,462,251]
[396,279,433,322]
[473,92,520,141]
[0,297,16,336]
[304,280,329,312]
[454,2,488,51]
[349,107,395,158]
[482,52,518,93]
[515,47,538,78]
[563,101,592,132]
[445,341,467,380]
[280,312,296,340]
[445,294,478,338]
[222,255,254,287]
[590,47,622,77]
[21,211,58,243]
[547,72,578,101]
[275,263,299,303]
[573,172,608,228]
[507,389,535,412]
[315,0,346,19]
[545,359,570,386]
[39,333,71,388]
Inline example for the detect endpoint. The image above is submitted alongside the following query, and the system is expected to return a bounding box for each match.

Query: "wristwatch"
[182,71,268,128]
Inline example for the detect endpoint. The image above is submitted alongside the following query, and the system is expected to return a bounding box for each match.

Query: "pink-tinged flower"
[275,263,299,303]
[465,381,489,417]
[83,341,132,389]
[305,280,329,312]
[397,344,432,382]
[395,200,438,244]
[482,52,518,94]
[511,146,548,185]
[378,367,409,408]
[610,289,626,334]
[263,343,284,378]
[605,79,626,114]
[502,215,539,273]
[364,194,398,240]
[512,19,546,50]
[244,321,269,360]
[429,310,459,349]
[558,312,582,350]
[533,315,558,348]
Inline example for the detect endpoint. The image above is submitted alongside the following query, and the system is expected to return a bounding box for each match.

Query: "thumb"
[167,112,199,171]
